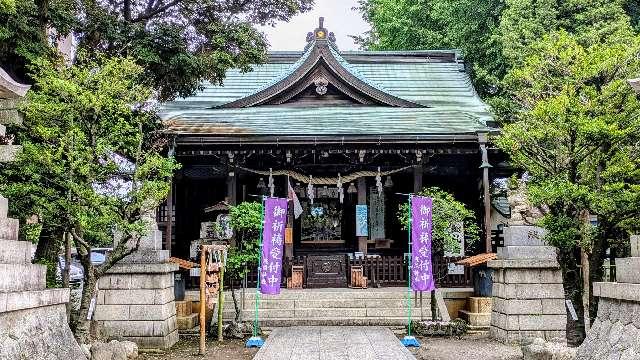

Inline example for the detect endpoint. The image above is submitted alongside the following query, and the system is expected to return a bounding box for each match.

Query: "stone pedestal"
[488,226,567,343]
[577,236,640,359]
[0,195,85,359]
[94,224,179,350]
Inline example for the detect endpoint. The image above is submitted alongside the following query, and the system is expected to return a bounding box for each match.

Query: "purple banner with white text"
[260,197,288,295]
[411,196,435,292]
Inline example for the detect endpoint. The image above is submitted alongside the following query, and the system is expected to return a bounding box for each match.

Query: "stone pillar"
[576,235,640,359]
[94,218,179,350]
[488,226,567,343]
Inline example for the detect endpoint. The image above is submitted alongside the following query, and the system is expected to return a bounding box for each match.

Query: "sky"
[258,0,370,51]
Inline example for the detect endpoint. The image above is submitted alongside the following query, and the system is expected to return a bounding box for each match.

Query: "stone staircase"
[219,288,447,327]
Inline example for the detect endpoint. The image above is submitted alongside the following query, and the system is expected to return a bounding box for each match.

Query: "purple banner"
[411,196,435,292]
[260,197,288,295]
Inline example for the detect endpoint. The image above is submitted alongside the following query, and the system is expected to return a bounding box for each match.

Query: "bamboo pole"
[199,247,206,355]
[217,264,225,341]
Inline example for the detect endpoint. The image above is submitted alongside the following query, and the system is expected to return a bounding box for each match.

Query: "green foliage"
[357,0,506,97]
[496,29,640,250]
[226,201,264,281]
[0,0,313,100]
[397,187,480,254]
[0,55,178,251]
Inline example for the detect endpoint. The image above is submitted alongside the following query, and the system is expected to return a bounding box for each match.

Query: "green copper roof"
[160,49,494,137]
[164,106,489,135]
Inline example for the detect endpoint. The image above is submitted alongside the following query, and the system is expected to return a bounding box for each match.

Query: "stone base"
[0,304,85,360]
[94,259,178,350]
[488,225,567,344]
[458,310,491,327]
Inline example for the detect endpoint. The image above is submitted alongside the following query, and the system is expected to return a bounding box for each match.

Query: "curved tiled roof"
[159,48,494,137]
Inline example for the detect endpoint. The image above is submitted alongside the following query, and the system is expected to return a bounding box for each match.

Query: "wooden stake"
[217,264,225,342]
[199,247,206,355]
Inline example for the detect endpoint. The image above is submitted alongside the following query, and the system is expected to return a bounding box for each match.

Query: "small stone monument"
[576,235,640,359]
[0,69,85,358]
[488,179,566,343]
[94,212,179,350]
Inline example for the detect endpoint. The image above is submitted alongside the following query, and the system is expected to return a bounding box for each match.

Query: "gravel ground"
[137,338,258,360]
[136,332,521,360]
[409,333,522,360]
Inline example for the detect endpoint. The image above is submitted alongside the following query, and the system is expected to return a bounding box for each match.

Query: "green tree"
[1,0,313,100]
[226,201,263,322]
[496,30,640,345]
[0,56,178,342]
[357,0,506,97]
[397,187,480,321]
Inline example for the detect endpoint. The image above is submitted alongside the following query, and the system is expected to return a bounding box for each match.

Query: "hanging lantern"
[376,167,383,196]
[384,176,394,188]
[347,182,357,194]
[268,168,275,197]
[257,177,267,195]
[307,175,314,204]
[337,173,344,204]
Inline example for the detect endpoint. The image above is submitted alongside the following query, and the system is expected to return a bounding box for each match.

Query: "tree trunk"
[557,246,586,346]
[73,263,96,344]
[588,236,607,324]
[34,225,64,284]
[430,290,437,321]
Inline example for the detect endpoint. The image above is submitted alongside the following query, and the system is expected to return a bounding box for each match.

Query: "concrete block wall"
[577,236,640,359]
[488,225,567,343]
[94,228,178,350]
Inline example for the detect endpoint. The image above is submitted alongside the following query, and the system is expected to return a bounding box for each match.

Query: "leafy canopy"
[397,187,480,254]
[0,0,314,100]
[0,55,178,250]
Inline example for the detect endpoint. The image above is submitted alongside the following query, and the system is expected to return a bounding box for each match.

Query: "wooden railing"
[225,255,472,289]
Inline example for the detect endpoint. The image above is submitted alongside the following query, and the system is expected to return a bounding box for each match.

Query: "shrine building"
[159,19,506,288]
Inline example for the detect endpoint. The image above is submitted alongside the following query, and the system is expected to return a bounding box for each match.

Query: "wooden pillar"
[226,171,237,206]
[413,163,423,194]
[357,177,368,255]
[479,133,492,253]
[166,180,173,254]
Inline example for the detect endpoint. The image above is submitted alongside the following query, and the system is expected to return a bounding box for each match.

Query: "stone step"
[497,246,557,260]
[0,217,19,240]
[0,263,46,292]
[0,195,7,218]
[224,306,431,320]
[177,313,199,330]
[0,124,5,136]
[239,289,424,301]
[241,317,411,327]
[458,310,491,327]
[0,239,33,264]
[0,288,69,313]
[233,298,430,310]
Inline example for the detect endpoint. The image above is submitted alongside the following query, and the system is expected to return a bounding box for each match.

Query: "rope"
[235,166,413,185]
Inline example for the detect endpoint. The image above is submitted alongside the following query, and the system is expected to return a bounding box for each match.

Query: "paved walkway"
[253,326,416,360]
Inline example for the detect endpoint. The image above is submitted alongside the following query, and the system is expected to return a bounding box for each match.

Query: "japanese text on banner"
[411,196,435,291]
[260,198,288,295]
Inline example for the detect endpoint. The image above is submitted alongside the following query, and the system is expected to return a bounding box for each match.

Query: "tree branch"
[132,0,182,22]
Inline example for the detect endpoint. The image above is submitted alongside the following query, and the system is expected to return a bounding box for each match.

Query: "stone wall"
[577,236,640,360]
[489,225,567,343]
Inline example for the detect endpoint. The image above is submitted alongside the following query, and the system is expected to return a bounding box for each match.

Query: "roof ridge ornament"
[306,17,336,43]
